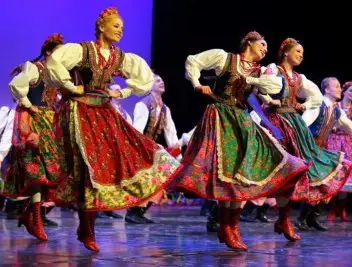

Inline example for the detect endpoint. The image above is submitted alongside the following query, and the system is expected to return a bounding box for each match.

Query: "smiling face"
[152,75,165,94]
[99,16,124,43]
[323,78,342,101]
[249,39,268,61]
[285,44,304,67]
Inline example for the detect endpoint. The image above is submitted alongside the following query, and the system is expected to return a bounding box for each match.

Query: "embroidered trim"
[75,41,124,91]
[214,105,289,186]
[310,152,344,186]
[72,101,96,187]
[30,61,45,88]
[145,104,167,140]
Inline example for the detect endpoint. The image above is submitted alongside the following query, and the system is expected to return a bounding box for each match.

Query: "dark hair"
[239,31,264,53]
[277,38,300,65]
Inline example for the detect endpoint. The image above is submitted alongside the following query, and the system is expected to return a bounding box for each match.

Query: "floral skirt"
[264,111,352,202]
[3,106,61,200]
[327,132,352,192]
[171,103,309,202]
[53,97,180,211]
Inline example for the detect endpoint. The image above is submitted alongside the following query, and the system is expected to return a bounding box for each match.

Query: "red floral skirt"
[53,96,180,211]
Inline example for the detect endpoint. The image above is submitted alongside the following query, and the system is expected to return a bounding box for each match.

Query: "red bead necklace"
[95,40,117,69]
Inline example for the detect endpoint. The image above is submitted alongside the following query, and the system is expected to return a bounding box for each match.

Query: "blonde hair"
[95,15,121,39]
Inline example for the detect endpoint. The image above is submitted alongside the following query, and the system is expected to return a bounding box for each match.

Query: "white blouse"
[185,49,283,94]
[133,100,179,148]
[258,63,323,109]
[8,62,41,108]
[45,42,154,98]
[302,96,352,134]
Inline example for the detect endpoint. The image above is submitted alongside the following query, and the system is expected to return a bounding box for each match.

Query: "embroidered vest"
[27,62,49,107]
[274,67,303,111]
[211,54,260,109]
[73,41,125,92]
[309,102,341,145]
[141,97,168,145]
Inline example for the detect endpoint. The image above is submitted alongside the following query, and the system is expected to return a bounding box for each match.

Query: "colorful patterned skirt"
[3,106,61,200]
[327,132,352,192]
[264,111,352,202]
[172,103,309,202]
[53,95,180,211]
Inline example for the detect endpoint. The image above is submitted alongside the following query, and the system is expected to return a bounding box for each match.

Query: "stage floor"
[0,206,351,266]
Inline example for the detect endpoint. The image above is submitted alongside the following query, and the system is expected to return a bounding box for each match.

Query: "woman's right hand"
[195,85,213,96]
[74,85,84,95]
[270,99,282,107]
[28,105,39,114]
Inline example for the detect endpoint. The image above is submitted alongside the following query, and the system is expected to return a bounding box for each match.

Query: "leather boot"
[295,203,310,230]
[206,202,219,232]
[306,204,328,231]
[41,206,58,227]
[77,211,100,252]
[327,197,337,222]
[275,204,300,241]
[338,198,349,222]
[32,202,48,241]
[18,203,34,235]
[218,207,247,250]
[256,204,273,223]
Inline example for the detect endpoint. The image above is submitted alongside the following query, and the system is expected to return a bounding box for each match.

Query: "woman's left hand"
[107,90,122,98]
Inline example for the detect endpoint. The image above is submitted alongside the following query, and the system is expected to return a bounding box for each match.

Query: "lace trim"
[310,152,344,187]
[215,107,289,186]
[73,101,96,187]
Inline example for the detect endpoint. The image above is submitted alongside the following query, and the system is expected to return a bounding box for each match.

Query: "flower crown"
[279,38,299,52]
[42,33,64,49]
[244,31,264,40]
[97,7,119,23]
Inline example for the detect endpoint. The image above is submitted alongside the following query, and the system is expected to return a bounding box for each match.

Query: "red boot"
[218,207,247,250]
[327,197,337,222]
[32,202,48,241]
[18,204,34,235]
[275,204,300,242]
[339,199,349,222]
[229,208,248,251]
[78,211,100,252]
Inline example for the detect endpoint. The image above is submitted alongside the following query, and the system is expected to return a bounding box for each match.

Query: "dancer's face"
[325,79,342,101]
[152,75,165,94]
[343,86,352,101]
[101,16,124,43]
[249,40,267,61]
[285,44,304,66]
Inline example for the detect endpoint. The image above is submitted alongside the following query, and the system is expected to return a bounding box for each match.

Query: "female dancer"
[258,38,352,228]
[4,34,65,241]
[172,31,309,250]
[45,7,180,252]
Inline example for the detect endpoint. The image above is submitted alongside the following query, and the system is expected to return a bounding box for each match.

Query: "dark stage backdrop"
[151,0,351,135]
